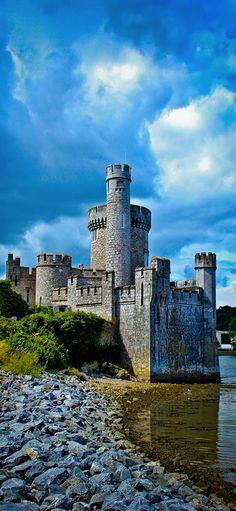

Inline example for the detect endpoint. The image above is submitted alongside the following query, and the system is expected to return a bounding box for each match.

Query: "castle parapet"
[37,253,72,267]
[195,252,216,269]
[131,205,151,231]
[88,205,107,231]
[106,163,131,182]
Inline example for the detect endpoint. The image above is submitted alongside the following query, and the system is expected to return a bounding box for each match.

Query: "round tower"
[106,163,131,287]
[36,253,72,306]
[88,205,107,269]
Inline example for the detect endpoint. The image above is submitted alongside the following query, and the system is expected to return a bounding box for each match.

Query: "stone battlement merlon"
[106,163,131,182]
[37,253,72,266]
[195,252,216,269]
[170,287,203,304]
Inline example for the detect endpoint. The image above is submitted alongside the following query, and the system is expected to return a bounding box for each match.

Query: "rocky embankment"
[0,372,230,511]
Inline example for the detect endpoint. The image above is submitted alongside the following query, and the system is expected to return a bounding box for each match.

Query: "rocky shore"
[0,372,230,511]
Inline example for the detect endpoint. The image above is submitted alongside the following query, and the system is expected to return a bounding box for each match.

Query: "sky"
[0,0,236,306]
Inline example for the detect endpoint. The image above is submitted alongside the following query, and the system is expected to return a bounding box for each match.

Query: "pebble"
[0,371,230,510]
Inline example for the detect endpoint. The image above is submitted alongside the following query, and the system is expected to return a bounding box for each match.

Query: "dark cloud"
[0,0,235,304]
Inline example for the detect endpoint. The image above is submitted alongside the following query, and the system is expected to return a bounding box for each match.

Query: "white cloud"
[147,86,236,201]
[217,281,236,307]
[0,215,90,274]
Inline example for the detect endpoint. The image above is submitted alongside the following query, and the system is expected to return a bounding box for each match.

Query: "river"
[124,356,236,506]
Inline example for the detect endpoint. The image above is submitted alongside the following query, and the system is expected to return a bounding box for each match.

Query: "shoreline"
[0,371,234,511]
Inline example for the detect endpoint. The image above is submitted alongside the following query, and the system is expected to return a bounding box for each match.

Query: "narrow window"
[14,275,17,286]
[92,230,98,241]
[141,282,144,306]
[65,288,68,295]
[81,287,83,296]
[128,286,130,295]
[26,288,30,303]
[94,286,97,294]
[87,286,90,295]
[58,288,61,295]
[39,296,42,306]
[107,180,109,193]
[71,277,73,285]
[44,253,47,262]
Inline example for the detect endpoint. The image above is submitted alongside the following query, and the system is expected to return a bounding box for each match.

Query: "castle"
[6,163,220,382]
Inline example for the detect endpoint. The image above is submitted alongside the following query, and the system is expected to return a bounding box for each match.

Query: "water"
[126,356,236,504]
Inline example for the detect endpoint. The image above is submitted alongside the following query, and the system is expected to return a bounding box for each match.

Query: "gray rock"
[32,467,69,489]
[127,495,156,511]
[159,499,197,511]
[101,491,127,511]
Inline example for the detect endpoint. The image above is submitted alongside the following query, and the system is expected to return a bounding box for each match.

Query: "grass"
[0,340,43,376]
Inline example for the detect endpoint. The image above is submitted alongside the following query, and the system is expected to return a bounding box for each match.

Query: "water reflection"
[128,357,236,497]
[218,386,236,487]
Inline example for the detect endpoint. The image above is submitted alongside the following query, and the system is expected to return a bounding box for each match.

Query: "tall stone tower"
[106,163,131,287]
[195,252,220,381]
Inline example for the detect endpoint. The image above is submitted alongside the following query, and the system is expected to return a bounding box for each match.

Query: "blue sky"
[0,0,236,306]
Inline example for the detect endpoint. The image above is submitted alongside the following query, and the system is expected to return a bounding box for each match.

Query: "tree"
[0,280,28,318]
[229,317,236,350]
[217,306,236,330]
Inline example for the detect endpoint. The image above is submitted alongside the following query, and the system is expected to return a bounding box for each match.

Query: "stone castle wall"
[6,254,36,306]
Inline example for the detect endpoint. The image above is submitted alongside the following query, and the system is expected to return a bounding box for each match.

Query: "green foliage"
[0,280,28,318]
[217,306,236,330]
[52,310,106,365]
[0,316,18,339]
[0,308,113,371]
[28,305,54,315]
[7,331,67,369]
[229,316,236,350]
[0,340,42,376]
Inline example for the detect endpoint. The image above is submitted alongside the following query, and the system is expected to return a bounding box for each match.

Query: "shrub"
[0,317,18,340]
[7,331,67,369]
[0,340,42,376]
[0,280,28,318]
[52,310,106,366]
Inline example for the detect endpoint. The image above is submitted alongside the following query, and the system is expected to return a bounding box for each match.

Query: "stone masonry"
[6,162,220,383]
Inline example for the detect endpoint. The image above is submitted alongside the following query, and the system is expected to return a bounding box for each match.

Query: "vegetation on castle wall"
[0,280,28,318]
[0,307,116,372]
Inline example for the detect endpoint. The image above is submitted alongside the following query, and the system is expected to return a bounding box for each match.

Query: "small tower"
[195,252,220,381]
[36,254,72,306]
[195,252,216,314]
[106,163,131,287]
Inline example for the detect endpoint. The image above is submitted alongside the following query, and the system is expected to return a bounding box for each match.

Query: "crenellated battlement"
[106,163,131,182]
[195,252,216,269]
[88,205,107,231]
[131,205,151,231]
[37,253,72,267]
[117,285,135,303]
[173,279,197,288]
[170,287,203,304]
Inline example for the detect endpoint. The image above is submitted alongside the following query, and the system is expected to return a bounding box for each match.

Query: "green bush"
[0,316,18,339]
[0,280,28,318]
[0,308,116,371]
[0,340,42,376]
[52,310,106,365]
[7,330,67,369]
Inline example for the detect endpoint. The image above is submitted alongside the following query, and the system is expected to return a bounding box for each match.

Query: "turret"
[195,252,216,310]
[195,252,220,381]
[36,253,72,306]
[106,163,131,287]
